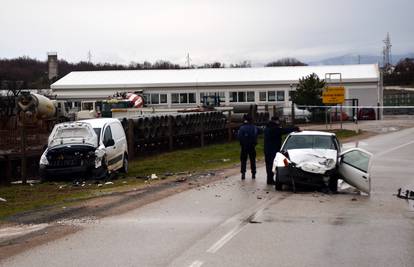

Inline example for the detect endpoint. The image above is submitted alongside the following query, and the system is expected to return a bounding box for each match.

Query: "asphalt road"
[2,127,414,267]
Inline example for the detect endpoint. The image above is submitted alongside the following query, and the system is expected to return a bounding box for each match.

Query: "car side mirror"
[105,139,115,147]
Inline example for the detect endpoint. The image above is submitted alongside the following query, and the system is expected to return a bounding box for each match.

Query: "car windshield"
[54,127,91,139]
[283,135,336,150]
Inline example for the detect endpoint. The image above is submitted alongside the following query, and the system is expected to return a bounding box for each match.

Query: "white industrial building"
[51,64,382,113]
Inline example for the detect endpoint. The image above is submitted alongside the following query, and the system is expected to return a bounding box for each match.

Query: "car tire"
[275,169,283,191]
[328,176,338,193]
[121,153,128,174]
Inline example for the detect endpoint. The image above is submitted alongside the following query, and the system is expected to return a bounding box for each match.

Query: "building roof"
[51,64,379,90]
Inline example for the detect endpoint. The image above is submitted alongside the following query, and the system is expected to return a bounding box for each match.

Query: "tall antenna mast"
[186,53,192,68]
[87,50,92,63]
[382,32,392,69]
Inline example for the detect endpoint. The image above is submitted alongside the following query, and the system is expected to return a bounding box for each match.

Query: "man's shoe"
[267,180,275,185]
[241,173,245,180]
[252,174,256,179]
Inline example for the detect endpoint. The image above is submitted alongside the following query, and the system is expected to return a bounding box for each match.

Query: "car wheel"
[121,153,128,174]
[275,169,283,191]
[328,176,338,193]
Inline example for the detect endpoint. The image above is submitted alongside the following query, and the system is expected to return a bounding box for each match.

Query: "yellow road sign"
[322,86,345,104]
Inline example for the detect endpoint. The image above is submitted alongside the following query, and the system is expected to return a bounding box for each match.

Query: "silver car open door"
[338,148,373,194]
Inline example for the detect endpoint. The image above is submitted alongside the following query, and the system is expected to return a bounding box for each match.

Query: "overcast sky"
[1,0,413,65]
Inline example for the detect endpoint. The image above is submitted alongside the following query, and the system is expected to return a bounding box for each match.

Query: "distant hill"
[308,53,414,66]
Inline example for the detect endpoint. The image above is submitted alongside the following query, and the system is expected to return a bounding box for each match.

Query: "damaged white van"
[39,118,128,181]
[272,131,372,194]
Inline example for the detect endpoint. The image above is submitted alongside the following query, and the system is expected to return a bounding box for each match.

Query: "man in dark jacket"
[237,114,259,180]
[264,117,299,185]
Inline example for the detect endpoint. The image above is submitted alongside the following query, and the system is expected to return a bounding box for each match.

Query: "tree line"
[383,58,414,86]
[0,56,308,90]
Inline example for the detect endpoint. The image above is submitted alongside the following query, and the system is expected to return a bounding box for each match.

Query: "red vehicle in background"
[358,108,376,120]
[331,111,349,121]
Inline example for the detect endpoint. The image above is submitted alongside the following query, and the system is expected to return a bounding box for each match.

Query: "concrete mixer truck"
[17,92,71,124]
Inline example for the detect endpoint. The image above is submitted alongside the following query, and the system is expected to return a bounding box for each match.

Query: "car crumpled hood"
[288,149,337,174]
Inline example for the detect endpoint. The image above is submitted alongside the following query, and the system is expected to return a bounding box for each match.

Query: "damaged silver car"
[39,118,128,181]
[272,131,372,193]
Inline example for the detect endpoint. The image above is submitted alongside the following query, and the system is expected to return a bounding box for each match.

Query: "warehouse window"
[200,92,226,103]
[160,94,167,104]
[230,92,237,102]
[230,91,255,102]
[151,94,159,104]
[180,93,188,104]
[268,91,276,102]
[259,92,266,101]
[189,93,196,103]
[238,92,246,102]
[247,91,255,102]
[172,93,195,104]
[172,93,179,104]
[277,91,285,101]
[143,93,167,105]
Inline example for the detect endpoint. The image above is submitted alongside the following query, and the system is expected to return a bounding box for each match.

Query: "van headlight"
[94,148,105,168]
[40,152,49,165]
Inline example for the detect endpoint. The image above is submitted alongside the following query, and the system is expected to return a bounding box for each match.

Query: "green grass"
[128,138,264,177]
[0,129,359,220]
[0,178,146,219]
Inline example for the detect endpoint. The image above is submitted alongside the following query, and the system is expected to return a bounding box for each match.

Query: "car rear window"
[284,135,336,150]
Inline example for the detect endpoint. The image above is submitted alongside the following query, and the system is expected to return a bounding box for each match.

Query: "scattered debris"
[58,185,66,190]
[396,188,414,200]
[351,197,357,201]
[222,158,230,162]
[97,184,103,187]
[215,194,221,198]
[164,172,174,177]
[151,174,158,180]
[122,181,127,184]
[175,177,187,183]
[257,196,263,200]
[0,197,7,202]
[249,220,262,224]
[104,181,114,185]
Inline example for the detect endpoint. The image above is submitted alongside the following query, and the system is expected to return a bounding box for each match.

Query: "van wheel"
[275,169,282,191]
[121,154,128,174]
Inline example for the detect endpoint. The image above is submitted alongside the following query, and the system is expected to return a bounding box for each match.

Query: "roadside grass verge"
[0,128,358,220]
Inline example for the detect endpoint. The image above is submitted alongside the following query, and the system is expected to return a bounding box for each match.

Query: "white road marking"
[206,197,274,254]
[375,140,414,157]
[206,224,248,254]
[189,260,204,267]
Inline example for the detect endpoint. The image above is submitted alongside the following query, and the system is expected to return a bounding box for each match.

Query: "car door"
[109,122,125,170]
[102,125,117,171]
[338,148,373,194]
